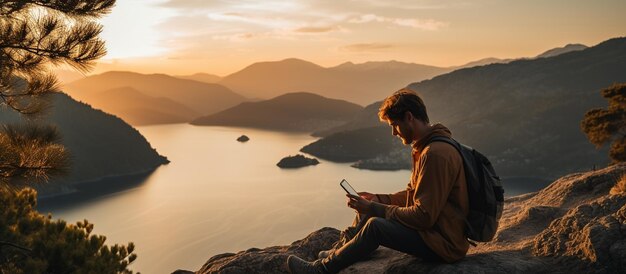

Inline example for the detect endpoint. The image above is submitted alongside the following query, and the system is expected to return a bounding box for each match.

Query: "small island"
[236,135,249,142]
[276,154,319,168]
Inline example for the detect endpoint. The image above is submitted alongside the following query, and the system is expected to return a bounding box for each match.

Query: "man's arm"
[368,149,458,230]
[376,189,408,206]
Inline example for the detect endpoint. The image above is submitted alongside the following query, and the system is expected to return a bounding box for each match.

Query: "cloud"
[149,0,448,60]
[160,0,304,12]
[209,28,318,42]
[159,1,448,32]
[212,32,259,42]
[392,18,448,30]
[348,14,448,30]
[340,43,395,52]
[293,25,340,33]
[204,12,295,29]
[349,0,462,10]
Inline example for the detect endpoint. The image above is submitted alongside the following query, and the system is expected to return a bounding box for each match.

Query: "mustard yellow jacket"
[371,123,470,263]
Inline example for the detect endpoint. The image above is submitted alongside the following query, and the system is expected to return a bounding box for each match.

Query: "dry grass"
[610,172,626,195]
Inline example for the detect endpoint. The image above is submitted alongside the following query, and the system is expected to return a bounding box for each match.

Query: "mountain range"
[301,37,625,180]
[62,71,246,119]
[217,59,449,104]
[176,73,222,84]
[56,43,588,127]
[191,92,363,133]
[83,86,200,125]
[0,92,169,197]
[215,43,588,104]
[456,43,589,68]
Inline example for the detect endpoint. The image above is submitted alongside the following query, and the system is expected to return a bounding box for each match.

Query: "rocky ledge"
[175,163,626,274]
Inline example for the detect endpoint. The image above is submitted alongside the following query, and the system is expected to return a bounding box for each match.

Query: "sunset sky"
[93,0,626,76]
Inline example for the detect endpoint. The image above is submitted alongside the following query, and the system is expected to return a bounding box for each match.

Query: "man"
[287,88,470,273]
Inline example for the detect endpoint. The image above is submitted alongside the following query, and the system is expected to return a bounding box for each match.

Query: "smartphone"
[340,179,359,196]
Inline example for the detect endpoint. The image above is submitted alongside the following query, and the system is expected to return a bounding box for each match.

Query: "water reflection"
[34,124,551,273]
[38,171,156,212]
[35,125,410,273]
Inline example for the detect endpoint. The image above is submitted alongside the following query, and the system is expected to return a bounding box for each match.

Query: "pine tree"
[581,83,626,163]
[0,188,137,273]
[1,1,139,273]
[1,0,114,188]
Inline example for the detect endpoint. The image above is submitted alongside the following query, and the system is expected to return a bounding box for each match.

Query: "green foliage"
[581,83,626,163]
[0,123,69,190]
[0,0,114,113]
[0,0,114,186]
[0,188,137,273]
[0,2,138,273]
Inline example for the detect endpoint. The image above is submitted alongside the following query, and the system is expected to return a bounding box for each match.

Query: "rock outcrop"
[276,154,320,168]
[177,163,626,274]
[173,228,339,274]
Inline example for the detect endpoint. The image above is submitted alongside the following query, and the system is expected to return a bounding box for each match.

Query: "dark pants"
[322,215,442,273]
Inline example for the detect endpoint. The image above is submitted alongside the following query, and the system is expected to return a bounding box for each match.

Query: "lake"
[36,124,548,273]
[37,124,413,273]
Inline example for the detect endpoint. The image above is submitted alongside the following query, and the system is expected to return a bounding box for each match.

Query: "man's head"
[378,88,430,145]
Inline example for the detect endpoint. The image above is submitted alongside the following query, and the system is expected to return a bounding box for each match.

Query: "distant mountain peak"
[190,91,363,133]
[95,70,140,77]
[232,58,324,74]
[279,57,315,63]
[264,58,322,67]
[329,60,442,71]
[536,43,588,58]
[219,58,449,103]
[455,43,591,69]
[271,91,324,99]
[147,72,172,78]
[455,57,513,69]
[336,61,355,67]
[176,72,222,84]
[189,72,220,77]
[79,71,179,83]
[268,91,359,105]
[63,69,246,121]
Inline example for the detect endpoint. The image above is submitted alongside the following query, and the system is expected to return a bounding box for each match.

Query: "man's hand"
[357,192,379,202]
[347,193,372,214]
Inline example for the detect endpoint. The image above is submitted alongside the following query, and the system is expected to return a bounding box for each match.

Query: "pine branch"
[0,0,114,188]
[0,124,69,190]
[0,241,32,253]
[0,0,115,18]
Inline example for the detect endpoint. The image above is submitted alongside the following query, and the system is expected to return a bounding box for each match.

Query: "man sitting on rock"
[287,88,470,273]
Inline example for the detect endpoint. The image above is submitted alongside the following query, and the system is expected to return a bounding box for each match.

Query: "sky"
[91,0,626,76]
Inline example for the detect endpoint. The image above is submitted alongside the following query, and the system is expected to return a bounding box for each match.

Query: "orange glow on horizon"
[91,0,626,76]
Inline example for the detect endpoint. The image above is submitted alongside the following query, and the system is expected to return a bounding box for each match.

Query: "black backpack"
[426,136,504,243]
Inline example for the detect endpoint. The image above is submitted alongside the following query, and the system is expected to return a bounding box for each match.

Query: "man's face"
[387,117,414,145]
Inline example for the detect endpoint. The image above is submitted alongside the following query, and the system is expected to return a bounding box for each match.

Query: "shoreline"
[36,167,162,212]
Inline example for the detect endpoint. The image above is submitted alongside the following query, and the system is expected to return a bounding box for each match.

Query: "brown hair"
[378,88,429,123]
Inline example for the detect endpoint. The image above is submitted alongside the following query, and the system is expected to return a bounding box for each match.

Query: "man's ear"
[404,111,413,122]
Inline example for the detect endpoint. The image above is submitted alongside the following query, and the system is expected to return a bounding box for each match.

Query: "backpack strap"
[426,136,462,153]
[425,135,477,245]
[426,135,479,191]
